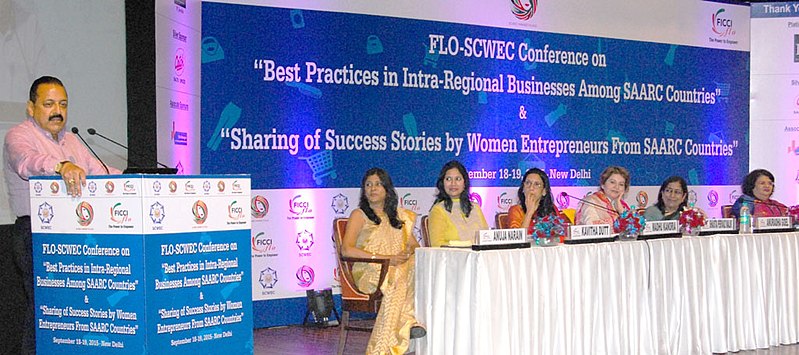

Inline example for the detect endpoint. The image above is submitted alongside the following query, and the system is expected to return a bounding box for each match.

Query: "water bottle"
[739,204,752,234]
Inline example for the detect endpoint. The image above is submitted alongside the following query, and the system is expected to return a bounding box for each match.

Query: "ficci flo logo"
[711,8,735,37]
[76,201,94,227]
[511,0,538,21]
[192,200,208,224]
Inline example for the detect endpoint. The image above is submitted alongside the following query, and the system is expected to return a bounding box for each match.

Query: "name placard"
[641,220,679,235]
[702,218,737,233]
[476,228,526,245]
[567,224,612,241]
[754,216,793,231]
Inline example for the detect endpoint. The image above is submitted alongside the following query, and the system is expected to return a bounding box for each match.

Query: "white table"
[415,232,799,354]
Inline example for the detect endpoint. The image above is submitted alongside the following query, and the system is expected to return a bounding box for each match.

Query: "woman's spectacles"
[524,181,544,189]
[663,188,684,196]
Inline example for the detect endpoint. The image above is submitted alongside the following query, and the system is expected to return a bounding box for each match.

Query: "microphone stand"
[71,127,110,174]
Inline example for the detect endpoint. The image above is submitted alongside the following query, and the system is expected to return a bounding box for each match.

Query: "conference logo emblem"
[169,180,178,193]
[289,195,312,215]
[259,267,278,289]
[38,202,54,224]
[636,191,648,207]
[123,180,136,193]
[331,193,349,215]
[296,265,315,288]
[105,181,115,194]
[252,232,276,253]
[296,230,314,251]
[227,201,245,221]
[149,202,165,224]
[202,180,211,193]
[251,195,269,219]
[33,182,42,194]
[184,181,195,193]
[497,192,514,211]
[511,0,538,21]
[192,200,208,224]
[400,193,420,212]
[152,181,162,193]
[469,192,483,207]
[232,180,242,192]
[76,201,94,227]
[711,9,735,37]
[110,202,132,224]
[556,192,569,209]
[50,182,59,194]
[707,190,719,208]
[217,180,225,192]
[87,181,97,194]
[333,267,340,283]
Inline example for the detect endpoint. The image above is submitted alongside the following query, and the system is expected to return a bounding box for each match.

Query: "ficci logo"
[711,8,735,37]
[110,202,131,224]
[289,195,312,215]
[497,192,514,210]
[401,193,420,211]
[228,201,245,220]
[251,232,276,252]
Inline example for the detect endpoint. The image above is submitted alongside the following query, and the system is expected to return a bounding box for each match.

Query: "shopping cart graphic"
[300,150,337,185]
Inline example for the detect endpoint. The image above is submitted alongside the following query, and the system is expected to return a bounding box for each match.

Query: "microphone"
[561,192,620,216]
[71,127,110,174]
[87,127,173,170]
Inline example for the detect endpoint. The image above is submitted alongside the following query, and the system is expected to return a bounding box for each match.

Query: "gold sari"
[352,208,417,355]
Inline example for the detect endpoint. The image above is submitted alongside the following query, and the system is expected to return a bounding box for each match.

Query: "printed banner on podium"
[30,174,253,354]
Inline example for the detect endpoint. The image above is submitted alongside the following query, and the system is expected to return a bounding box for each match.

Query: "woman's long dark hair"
[741,169,775,198]
[654,176,688,214]
[359,167,403,229]
[433,160,473,217]
[516,168,556,218]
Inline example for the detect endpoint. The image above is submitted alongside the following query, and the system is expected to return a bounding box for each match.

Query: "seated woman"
[731,169,788,218]
[507,168,568,234]
[644,176,688,221]
[429,160,488,247]
[576,166,631,225]
[341,168,424,353]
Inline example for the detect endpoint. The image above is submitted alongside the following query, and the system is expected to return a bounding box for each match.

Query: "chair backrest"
[420,215,431,247]
[331,217,390,313]
[721,205,733,218]
[495,212,509,229]
[562,208,576,224]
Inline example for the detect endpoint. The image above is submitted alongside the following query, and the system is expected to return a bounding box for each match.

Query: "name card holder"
[565,224,615,244]
[639,220,681,240]
[472,228,530,251]
[754,216,794,233]
[700,218,738,235]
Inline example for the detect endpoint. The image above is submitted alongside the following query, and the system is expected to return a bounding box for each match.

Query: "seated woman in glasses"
[644,176,688,221]
[507,168,567,233]
[731,169,788,218]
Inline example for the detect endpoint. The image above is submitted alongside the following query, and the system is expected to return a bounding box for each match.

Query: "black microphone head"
[561,192,569,197]
[71,127,79,134]
[87,128,96,135]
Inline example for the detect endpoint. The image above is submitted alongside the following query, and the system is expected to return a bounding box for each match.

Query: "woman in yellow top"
[342,168,425,354]
[428,160,488,247]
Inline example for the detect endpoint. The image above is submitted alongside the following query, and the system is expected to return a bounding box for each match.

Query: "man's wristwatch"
[55,161,70,175]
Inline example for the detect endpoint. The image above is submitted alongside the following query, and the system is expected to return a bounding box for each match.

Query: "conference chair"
[562,208,576,224]
[420,215,431,247]
[721,205,733,218]
[495,212,509,229]
[332,218,390,355]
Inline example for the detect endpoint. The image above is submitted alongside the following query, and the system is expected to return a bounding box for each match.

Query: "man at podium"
[3,76,120,354]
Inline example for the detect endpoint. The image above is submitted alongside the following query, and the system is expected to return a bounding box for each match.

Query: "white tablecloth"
[415,232,799,354]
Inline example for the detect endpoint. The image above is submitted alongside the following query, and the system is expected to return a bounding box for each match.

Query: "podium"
[29,174,253,354]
